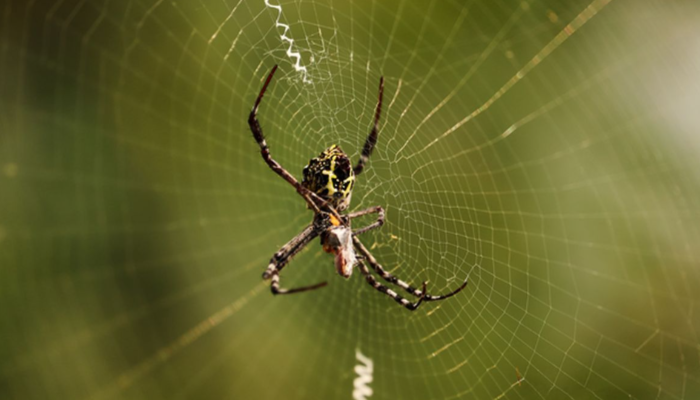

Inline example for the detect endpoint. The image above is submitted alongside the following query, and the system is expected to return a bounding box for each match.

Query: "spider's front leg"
[262,223,327,295]
[358,260,427,311]
[353,236,469,302]
[269,274,327,295]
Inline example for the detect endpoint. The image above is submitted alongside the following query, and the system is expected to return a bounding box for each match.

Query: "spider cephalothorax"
[302,145,355,211]
[320,213,356,278]
[248,65,468,310]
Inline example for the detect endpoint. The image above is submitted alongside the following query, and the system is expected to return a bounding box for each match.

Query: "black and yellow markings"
[302,144,355,206]
[341,174,355,198]
[321,151,339,196]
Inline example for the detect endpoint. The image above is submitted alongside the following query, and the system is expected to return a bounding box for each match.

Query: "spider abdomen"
[302,144,355,211]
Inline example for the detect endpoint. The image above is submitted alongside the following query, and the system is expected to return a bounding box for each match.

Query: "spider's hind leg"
[248,65,325,213]
[354,77,384,176]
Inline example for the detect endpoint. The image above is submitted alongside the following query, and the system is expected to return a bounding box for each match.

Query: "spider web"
[2,0,700,399]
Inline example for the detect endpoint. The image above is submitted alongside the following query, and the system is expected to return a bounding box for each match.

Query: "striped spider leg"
[342,206,429,311]
[353,74,383,175]
[248,64,326,214]
[353,236,469,304]
[346,207,468,310]
[263,216,328,295]
[357,260,428,310]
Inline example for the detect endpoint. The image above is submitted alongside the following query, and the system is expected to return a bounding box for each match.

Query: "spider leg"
[353,76,384,176]
[262,223,327,295]
[262,224,316,279]
[353,236,469,301]
[346,206,385,236]
[270,274,327,295]
[357,260,426,311]
[249,65,324,213]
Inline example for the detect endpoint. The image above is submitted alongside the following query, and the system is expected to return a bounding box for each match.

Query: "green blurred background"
[2,0,700,399]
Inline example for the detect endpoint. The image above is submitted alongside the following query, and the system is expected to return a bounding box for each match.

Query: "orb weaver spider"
[248,65,468,310]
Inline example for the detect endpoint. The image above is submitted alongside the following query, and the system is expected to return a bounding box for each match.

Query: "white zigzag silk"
[353,349,373,400]
[264,0,312,83]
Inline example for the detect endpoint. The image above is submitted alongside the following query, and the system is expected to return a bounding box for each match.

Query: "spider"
[248,65,468,310]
